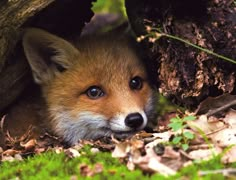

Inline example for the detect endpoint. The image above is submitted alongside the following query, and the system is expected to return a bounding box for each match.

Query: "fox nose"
[125,113,144,129]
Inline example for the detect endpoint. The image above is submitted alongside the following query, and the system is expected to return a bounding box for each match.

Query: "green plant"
[138,27,236,64]
[168,115,196,151]
[92,0,127,18]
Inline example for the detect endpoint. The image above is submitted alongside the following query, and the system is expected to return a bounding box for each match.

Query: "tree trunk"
[125,0,236,108]
[0,0,94,112]
[0,0,54,71]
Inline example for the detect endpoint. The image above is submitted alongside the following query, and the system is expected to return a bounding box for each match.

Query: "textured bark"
[0,0,54,71]
[0,0,94,112]
[126,0,236,108]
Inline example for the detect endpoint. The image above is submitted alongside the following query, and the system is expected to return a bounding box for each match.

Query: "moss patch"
[1,146,236,179]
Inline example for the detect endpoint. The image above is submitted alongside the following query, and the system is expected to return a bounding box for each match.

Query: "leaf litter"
[1,94,236,177]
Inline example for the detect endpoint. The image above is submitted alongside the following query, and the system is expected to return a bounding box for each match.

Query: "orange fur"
[3,28,157,145]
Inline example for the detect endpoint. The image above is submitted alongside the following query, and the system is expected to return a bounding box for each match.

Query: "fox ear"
[22,28,79,84]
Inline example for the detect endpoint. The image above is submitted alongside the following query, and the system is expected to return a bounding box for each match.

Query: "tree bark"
[126,0,236,108]
[0,0,54,71]
[0,0,94,112]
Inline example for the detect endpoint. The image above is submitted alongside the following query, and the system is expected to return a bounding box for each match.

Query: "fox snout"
[110,111,147,132]
[125,112,144,129]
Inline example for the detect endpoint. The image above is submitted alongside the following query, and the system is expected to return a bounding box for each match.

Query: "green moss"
[0,146,145,180]
[1,147,236,179]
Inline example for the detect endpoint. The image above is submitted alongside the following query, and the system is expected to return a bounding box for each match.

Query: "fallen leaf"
[212,129,236,146]
[20,139,37,151]
[90,148,100,154]
[93,163,103,173]
[187,115,225,134]
[196,94,236,116]
[112,141,130,158]
[1,155,15,162]
[162,146,180,159]
[80,164,93,177]
[188,148,222,160]
[79,163,103,177]
[65,148,81,158]
[224,109,236,128]
[221,145,236,163]
[2,149,20,156]
[199,168,236,178]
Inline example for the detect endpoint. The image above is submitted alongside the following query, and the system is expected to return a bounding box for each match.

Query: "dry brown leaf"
[199,168,236,177]
[196,94,236,116]
[187,115,226,134]
[212,129,236,146]
[1,155,15,162]
[188,148,222,161]
[14,154,23,161]
[221,145,236,163]
[80,164,93,177]
[34,147,46,154]
[93,163,103,173]
[127,159,135,171]
[54,147,64,154]
[162,146,180,159]
[224,109,236,128]
[148,158,176,176]
[65,148,81,158]
[112,141,130,158]
[79,163,103,177]
[188,110,236,148]
[20,139,37,151]
[90,148,100,154]
[145,131,172,148]
[2,149,20,156]
[134,145,176,175]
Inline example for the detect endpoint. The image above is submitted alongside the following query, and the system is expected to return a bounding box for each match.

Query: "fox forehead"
[74,36,146,76]
[45,39,152,116]
[51,38,147,92]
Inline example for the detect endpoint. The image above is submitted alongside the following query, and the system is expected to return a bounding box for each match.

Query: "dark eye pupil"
[86,86,104,99]
[130,76,143,90]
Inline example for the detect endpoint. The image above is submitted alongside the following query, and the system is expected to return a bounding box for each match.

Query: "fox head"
[22,28,156,145]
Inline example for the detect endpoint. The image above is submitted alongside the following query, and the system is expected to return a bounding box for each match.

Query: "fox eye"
[129,76,143,90]
[86,86,105,99]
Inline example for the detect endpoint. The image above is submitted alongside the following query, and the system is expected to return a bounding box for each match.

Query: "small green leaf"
[172,136,182,144]
[170,117,181,123]
[183,132,195,139]
[168,122,182,131]
[183,116,196,121]
[182,144,189,151]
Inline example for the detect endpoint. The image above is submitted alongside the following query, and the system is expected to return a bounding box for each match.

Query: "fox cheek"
[51,110,110,145]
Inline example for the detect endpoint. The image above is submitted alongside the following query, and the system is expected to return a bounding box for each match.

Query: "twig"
[206,99,236,117]
[144,27,236,64]
[0,115,6,132]
[179,149,194,160]
[162,33,236,64]
[188,144,214,151]
[199,168,236,177]
[205,125,228,136]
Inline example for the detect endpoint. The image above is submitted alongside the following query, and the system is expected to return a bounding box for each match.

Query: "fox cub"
[7,28,156,145]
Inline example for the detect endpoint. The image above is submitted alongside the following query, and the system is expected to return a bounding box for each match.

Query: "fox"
[3,28,157,145]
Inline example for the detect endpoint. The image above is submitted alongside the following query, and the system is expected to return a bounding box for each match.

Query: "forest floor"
[1,95,236,179]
